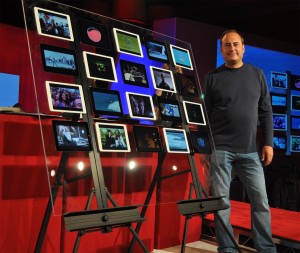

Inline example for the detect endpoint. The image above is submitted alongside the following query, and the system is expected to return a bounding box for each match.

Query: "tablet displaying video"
[163,128,190,153]
[113,28,143,57]
[176,73,199,97]
[170,44,193,70]
[183,101,206,125]
[34,7,74,41]
[270,93,287,111]
[89,88,123,117]
[270,71,287,89]
[83,51,117,82]
[290,135,300,152]
[126,92,156,120]
[78,18,112,50]
[273,134,287,151]
[150,66,176,93]
[273,113,287,131]
[189,131,211,154]
[40,44,79,76]
[145,39,169,63]
[291,95,300,111]
[52,120,92,151]
[120,60,149,87]
[46,81,86,114]
[291,116,300,132]
[156,97,182,123]
[95,122,130,152]
[133,125,162,152]
[290,75,300,91]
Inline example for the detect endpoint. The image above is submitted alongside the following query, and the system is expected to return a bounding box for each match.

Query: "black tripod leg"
[34,152,69,253]
[105,189,149,253]
[72,230,84,253]
[128,226,149,253]
[181,215,191,253]
[128,152,166,252]
[181,183,195,253]
[72,188,96,253]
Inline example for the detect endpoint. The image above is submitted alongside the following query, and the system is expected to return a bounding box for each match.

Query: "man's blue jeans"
[210,150,277,253]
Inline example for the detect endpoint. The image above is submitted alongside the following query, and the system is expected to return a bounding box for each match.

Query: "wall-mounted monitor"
[78,18,111,50]
[273,134,287,151]
[89,88,123,117]
[126,92,156,120]
[120,60,149,87]
[273,113,287,131]
[270,93,287,111]
[176,73,199,97]
[145,39,169,63]
[189,131,211,154]
[95,122,130,152]
[34,7,74,41]
[113,28,143,57]
[40,44,79,76]
[290,135,300,153]
[291,95,300,111]
[163,128,190,153]
[150,66,176,93]
[52,120,92,151]
[183,101,206,125]
[291,116,300,132]
[170,44,193,70]
[290,74,300,91]
[270,71,287,89]
[156,97,182,123]
[46,81,86,114]
[133,125,162,152]
[83,51,117,82]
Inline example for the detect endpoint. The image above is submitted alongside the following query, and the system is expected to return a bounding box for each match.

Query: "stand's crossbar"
[177,196,229,217]
[64,206,145,232]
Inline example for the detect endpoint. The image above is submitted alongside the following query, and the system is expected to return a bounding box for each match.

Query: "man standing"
[203,30,276,253]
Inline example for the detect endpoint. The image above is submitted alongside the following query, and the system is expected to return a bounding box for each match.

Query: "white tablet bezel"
[113,28,143,57]
[183,101,206,126]
[126,92,156,120]
[95,122,131,152]
[150,66,177,93]
[83,51,118,82]
[45,81,86,114]
[170,44,193,70]
[34,7,74,41]
[163,127,190,154]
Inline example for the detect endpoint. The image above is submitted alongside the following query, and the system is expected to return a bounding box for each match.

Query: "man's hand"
[261,145,273,166]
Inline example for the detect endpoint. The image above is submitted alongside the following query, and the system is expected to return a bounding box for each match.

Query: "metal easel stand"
[71,188,149,253]
[178,183,243,253]
[34,151,149,253]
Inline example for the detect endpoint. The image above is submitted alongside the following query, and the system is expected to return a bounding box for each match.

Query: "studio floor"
[153,240,257,253]
[153,240,218,253]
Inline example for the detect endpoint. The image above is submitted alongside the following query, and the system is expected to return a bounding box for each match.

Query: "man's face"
[220,32,245,67]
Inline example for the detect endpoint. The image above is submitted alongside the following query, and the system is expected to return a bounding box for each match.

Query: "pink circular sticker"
[87,27,101,42]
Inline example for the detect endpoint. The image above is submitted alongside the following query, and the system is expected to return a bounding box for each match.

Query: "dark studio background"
[1,0,300,46]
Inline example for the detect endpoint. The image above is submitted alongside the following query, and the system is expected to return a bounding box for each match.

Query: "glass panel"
[21,0,213,229]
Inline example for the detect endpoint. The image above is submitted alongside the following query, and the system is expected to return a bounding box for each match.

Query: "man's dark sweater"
[203,63,273,153]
